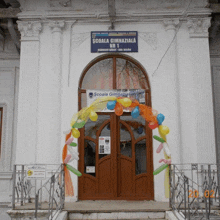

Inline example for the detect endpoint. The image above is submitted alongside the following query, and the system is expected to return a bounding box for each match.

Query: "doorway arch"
[78,54,154,200]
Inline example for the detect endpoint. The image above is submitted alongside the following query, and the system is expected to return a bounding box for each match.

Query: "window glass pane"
[120,115,146,140]
[81,93,87,109]
[85,115,110,138]
[116,58,148,90]
[120,122,132,158]
[99,122,111,159]
[84,140,96,177]
[81,58,113,89]
[135,139,147,175]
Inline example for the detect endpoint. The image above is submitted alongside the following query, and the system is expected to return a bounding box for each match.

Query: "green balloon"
[153,164,168,175]
[69,142,77,147]
[66,164,82,177]
[153,135,165,143]
[72,120,86,129]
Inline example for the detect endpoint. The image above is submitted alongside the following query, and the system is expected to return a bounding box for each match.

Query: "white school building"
[0,0,220,203]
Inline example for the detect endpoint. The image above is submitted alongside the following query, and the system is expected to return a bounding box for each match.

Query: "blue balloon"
[107,100,117,110]
[157,113,165,125]
[131,106,140,118]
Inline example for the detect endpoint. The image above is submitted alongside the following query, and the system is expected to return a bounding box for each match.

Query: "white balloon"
[68,146,79,160]
[163,142,171,157]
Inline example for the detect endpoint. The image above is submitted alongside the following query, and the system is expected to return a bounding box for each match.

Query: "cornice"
[17,9,211,21]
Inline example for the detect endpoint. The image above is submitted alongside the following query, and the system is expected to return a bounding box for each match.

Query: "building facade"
[0,0,219,203]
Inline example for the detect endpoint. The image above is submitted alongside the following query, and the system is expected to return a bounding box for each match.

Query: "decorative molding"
[49,21,65,33]
[0,172,13,180]
[50,0,71,7]
[139,32,158,50]
[17,0,211,20]
[17,21,42,41]
[163,18,179,31]
[187,17,211,38]
[119,0,183,11]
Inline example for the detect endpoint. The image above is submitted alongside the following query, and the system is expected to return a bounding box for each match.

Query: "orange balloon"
[115,102,123,116]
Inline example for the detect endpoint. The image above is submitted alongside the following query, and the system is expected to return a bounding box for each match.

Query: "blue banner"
[91,31,138,53]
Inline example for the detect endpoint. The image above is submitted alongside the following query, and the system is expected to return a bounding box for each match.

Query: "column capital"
[187,17,211,38]
[49,21,65,33]
[163,18,179,31]
[17,21,42,41]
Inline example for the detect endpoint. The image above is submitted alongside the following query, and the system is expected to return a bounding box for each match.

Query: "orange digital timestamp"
[188,190,215,198]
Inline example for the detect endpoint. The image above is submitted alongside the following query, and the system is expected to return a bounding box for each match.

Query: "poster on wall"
[87,89,145,112]
[91,31,138,53]
[99,136,111,154]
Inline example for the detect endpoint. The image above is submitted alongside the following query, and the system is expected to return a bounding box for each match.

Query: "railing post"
[12,164,16,209]
[48,174,55,219]
[35,193,39,220]
[172,165,175,207]
[187,177,191,220]
[21,165,24,206]
[61,163,65,209]
[208,165,211,219]
[184,175,187,219]
[169,165,171,208]
[217,163,220,207]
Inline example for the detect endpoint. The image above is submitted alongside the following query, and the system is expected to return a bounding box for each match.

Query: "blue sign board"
[91,31,138,53]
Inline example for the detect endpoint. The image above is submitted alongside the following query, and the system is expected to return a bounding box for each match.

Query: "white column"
[15,21,42,164]
[162,18,181,164]
[36,21,65,164]
[154,19,181,201]
[185,17,216,163]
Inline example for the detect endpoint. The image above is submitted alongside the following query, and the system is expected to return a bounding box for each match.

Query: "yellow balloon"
[122,98,132,107]
[89,111,98,121]
[72,128,80,138]
[117,98,132,107]
[158,125,170,136]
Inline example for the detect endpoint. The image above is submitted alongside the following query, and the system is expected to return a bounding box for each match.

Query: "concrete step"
[6,200,173,220]
[65,200,170,220]
[68,211,166,220]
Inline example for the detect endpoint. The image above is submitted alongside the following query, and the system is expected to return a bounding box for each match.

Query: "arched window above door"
[79,55,150,90]
[79,54,150,108]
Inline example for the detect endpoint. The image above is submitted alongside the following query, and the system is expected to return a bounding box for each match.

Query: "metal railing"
[35,164,65,219]
[170,164,220,219]
[11,164,65,220]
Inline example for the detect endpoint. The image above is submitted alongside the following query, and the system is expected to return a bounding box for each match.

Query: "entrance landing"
[64,200,170,213]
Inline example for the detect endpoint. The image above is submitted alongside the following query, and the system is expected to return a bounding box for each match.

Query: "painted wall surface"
[0,32,20,202]
[13,0,216,202]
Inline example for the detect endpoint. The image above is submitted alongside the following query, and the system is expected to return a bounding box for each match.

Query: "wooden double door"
[78,112,154,200]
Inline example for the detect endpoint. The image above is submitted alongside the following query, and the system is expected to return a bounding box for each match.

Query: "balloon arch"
[62,96,171,198]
